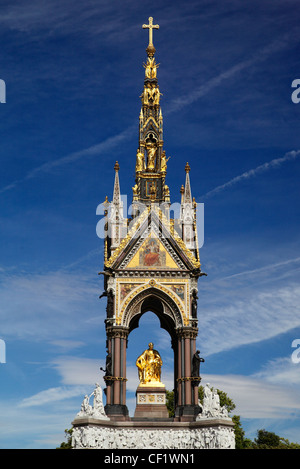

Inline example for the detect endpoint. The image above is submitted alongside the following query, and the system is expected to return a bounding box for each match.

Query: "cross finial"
[143,17,159,52]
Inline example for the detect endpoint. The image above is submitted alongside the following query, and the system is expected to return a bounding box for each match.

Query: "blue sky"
[0,0,300,449]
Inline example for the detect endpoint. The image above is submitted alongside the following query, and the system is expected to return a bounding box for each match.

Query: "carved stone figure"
[92,383,108,419]
[76,384,109,420]
[197,383,230,420]
[72,424,235,449]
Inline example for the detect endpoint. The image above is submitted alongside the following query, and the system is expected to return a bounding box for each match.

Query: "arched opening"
[104,285,199,421]
[126,309,173,417]
[122,288,183,417]
[128,293,179,341]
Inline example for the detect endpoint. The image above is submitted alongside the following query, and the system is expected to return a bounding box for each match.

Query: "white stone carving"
[197,383,230,420]
[76,383,109,420]
[72,425,235,449]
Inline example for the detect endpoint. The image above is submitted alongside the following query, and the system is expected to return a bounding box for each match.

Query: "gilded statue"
[143,57,159,79]
[136,342,162,385]
[136,149,145,172]
[146,143,157,171]
[141,84,161,106]
[153,87,161,105]
[160,151,170,172]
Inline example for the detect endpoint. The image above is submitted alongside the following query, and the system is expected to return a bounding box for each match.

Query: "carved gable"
[105,206,199,271]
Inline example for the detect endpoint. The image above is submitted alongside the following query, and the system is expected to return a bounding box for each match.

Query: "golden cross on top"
[142,17,159,47]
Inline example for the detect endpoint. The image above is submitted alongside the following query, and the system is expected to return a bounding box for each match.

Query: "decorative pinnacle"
[185,162,190,173]
[114,161,120,172]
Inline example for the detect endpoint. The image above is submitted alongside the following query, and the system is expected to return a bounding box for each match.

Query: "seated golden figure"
[136,342,162,385]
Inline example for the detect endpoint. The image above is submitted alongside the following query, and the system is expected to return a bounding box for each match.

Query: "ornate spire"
[132,17,171,206]
[109,161,124,250]
[112,161,121,205]
[183,162,192,204]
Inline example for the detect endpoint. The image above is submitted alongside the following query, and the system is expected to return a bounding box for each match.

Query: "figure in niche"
[141,84,150,105]
[136,342,162,384]
[135,149,145,172]
[141,83,161,106]
[191,290,198,318]
[153,86,161,105]
[146,143,157,171]
[163,184,170,197]
[106,290,114,318]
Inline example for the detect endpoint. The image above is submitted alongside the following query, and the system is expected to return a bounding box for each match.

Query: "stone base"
[134,385,169,419]
[104,404,130,421]
[71,417,235,449]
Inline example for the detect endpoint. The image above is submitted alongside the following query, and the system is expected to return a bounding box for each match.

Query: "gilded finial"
[180,184,184,194]
[114,161,120,172]
[185,162,190,173]
[143,17,159,57]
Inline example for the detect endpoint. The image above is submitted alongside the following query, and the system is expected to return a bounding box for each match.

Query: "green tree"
[166,390,175,418]
[56,428,73,449]
[231,415,252,449]
[252,429,300,449]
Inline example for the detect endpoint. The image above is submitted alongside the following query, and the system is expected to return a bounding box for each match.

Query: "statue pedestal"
[71,417,236,449]
[134,383,169,419]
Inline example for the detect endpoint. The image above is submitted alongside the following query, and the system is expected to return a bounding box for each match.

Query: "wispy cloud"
[51,356,104,386]
[198,282,300,357]
[0,124,136,195]
[202,150,300,199]
[1,29,296,196]
[19,385,88,408]
[0,270,102,339]
[202,373,300,420]
[222,256,300,280]
[166,31,297,115]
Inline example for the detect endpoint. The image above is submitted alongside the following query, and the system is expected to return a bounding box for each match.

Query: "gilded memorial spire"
[98,20,205,427]
[133,17,171,206]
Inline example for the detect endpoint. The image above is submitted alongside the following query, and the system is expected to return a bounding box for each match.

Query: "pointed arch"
[122,285,184,339]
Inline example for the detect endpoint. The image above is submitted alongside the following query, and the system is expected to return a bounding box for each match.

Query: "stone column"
[104,325,129,420]
[175,326,199,421]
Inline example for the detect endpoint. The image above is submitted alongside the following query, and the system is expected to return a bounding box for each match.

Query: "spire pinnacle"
[112,161,121,205]
[183,164,192,204]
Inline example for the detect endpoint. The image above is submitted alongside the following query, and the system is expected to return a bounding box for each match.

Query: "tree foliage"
[251,429,300,449]
[56,428,73,449]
